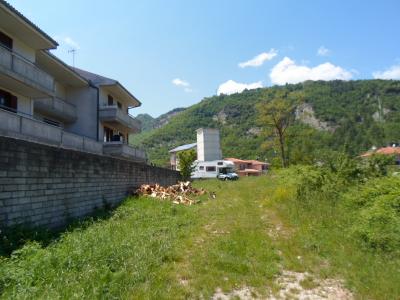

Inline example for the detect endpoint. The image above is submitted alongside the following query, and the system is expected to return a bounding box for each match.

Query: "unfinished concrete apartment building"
[0,0,145,161]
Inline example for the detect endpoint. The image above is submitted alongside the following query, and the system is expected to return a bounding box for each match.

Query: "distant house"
[169,142,197,170]
[225,158,269,176]
[361,146,400,164]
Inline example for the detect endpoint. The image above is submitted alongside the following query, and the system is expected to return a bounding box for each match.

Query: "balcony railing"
[34,97,77,123]
[0,45,54,93]
[103,142,147,162]
[0,107,147,162]
[99,105,141,132]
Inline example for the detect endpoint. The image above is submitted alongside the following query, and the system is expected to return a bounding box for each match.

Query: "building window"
[117,101,122,109]
[206,166,216,172]
[0,89,17,112]
[107,95,113,106]
[217,162,223,165]
[104,126,113,142]
[199,166,204,170]
[0,31,13,50]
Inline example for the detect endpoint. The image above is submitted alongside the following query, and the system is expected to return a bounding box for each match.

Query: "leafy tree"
[257,91,303,167]
[177,149,197,180]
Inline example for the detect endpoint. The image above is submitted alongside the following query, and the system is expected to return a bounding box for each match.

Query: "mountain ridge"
[131,79,400,166]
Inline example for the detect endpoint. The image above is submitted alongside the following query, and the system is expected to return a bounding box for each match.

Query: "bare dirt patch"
[211,271,353,300]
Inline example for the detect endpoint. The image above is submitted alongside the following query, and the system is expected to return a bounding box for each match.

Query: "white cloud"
[270,57,352,85]
[317,46,330,56]
[172,78,190,87]
[372,65,400,80]
[238,49,278,68]
[54,35,80,49]
[172,78,192,92]
[217,80,263,95]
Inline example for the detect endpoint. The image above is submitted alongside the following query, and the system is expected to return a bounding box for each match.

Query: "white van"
[191,160,238,180]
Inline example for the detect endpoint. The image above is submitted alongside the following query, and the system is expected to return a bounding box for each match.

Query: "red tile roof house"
[360,146,400,164]
[225,158,269,176]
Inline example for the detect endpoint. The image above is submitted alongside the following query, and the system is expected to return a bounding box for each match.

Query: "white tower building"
[196,128,222,162]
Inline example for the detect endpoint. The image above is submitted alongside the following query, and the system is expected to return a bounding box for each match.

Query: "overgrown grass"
[1,172,399,299]
[268,167,400,299]
[0,178,280,299]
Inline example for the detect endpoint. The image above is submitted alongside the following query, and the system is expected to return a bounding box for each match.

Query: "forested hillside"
[131,80,400,166]
[136,108,186,132]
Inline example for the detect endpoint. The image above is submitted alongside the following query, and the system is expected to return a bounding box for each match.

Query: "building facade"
[225,158,269,176]
[0,0,145,162]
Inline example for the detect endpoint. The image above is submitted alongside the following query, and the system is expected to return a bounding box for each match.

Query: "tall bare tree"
[257,91,303,168]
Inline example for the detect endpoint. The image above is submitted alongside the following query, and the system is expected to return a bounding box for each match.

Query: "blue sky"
[8,0,400,116]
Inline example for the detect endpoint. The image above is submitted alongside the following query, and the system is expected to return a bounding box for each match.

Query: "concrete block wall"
[0,136,180,228]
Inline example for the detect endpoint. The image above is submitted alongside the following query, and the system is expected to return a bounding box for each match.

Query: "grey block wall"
[0,136,180,228]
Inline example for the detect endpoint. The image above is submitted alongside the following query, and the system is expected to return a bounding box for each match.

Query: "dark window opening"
[206,166,216,172]
[107,95,113,106]
[217,162,223,165]
[0,89,17,112]
[104,126,125,143]
[199,166,204,170]
[117,101,122,109]
[0,31,13,50]
[104,126,113,142]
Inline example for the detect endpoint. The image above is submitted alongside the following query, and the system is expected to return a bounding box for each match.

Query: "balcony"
[0,45,54,95]
[34,97,77,123]
[103,142,147,162]
[0,107,148,162]
[99,105,141,132]
[0,107,103,154]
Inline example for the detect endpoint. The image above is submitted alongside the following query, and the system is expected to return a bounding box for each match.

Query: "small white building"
[196,128,222,162]
[169,128,222,170]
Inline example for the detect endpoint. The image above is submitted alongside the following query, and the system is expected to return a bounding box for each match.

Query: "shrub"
[359,154,395,178]
[177,149,197,180]
[346,176,400,252]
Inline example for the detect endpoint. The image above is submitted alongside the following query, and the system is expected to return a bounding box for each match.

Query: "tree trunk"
[278,130,287,168]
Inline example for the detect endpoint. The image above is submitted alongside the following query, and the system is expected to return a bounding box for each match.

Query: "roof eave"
[41,51,89,86]
[101,82,141,107]
[0,0,58,49]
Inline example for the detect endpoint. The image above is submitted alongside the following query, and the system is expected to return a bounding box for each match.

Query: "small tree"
[177,149,197,180]
[257,91,303,168]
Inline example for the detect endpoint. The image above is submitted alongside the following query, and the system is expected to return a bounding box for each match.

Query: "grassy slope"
[1,174,399,299]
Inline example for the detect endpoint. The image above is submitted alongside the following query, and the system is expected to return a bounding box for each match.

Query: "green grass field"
[1,173,399,299]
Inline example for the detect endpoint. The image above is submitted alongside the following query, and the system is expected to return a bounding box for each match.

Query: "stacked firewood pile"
[135,181,215,205]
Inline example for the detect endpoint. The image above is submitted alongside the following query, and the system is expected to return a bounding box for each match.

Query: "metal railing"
[0,44,54,92]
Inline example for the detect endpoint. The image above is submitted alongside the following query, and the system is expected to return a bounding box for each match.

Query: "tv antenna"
[68,49,77,68]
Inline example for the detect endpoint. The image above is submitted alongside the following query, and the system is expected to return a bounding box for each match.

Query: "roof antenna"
[68,48,77,68]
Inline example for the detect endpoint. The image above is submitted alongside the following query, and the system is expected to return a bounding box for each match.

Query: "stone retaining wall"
[0,136,179,228]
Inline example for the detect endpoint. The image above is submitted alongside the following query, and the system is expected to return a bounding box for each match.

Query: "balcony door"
[104,126,125,143]
[0,89,17,112]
